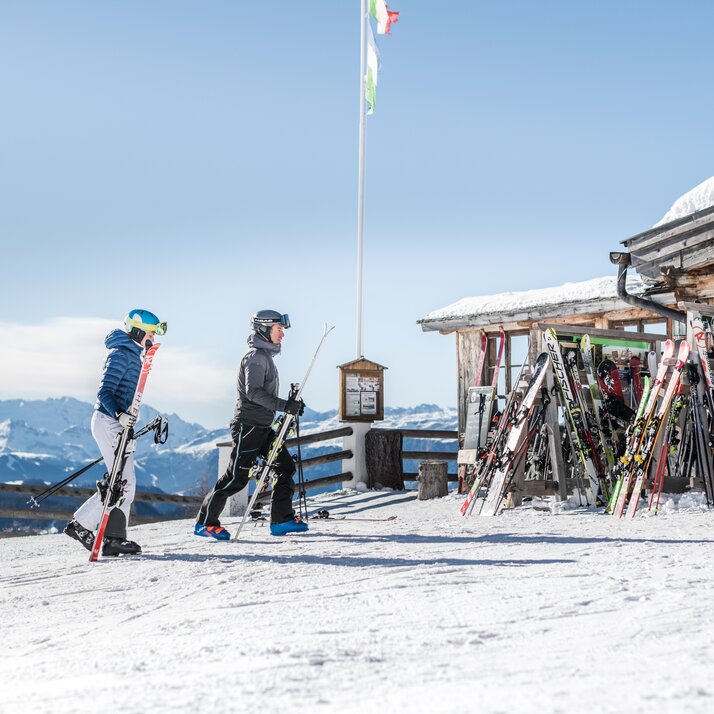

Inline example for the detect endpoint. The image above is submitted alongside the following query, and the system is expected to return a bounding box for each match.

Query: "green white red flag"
[365,24,379,115]
[369,0,399,35]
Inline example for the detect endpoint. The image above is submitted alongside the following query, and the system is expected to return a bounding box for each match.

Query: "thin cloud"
[0,317,233,416]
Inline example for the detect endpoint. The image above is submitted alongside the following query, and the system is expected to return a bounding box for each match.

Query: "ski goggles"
[126,316,168,336]
[253,314,290,329]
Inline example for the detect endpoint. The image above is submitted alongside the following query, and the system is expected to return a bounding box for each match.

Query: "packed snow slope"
[3,490,714,714]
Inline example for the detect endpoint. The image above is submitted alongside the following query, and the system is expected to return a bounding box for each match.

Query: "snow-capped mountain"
[0,398,457,517]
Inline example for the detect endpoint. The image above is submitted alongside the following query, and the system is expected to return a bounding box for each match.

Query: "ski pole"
[294,410,308,520]
[27,415,168,508]
[28,456,105,508]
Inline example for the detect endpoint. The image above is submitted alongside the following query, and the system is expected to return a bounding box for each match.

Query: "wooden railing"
[396,428,459,482]
[1,425,356,525]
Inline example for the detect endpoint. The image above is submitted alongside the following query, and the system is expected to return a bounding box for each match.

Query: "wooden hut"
[418,275,676,436]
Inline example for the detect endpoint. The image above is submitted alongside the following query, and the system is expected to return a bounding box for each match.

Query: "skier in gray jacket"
[195,310,307,538]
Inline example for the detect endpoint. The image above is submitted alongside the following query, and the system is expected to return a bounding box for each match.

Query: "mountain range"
[0,397,457,533]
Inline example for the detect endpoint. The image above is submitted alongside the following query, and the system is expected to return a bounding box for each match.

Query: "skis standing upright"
[89,343,160,562]
[231,323,334,542]
[580,335,616,476]
[624,341,690,517]
[606,375,650,513]
[544,329,603,503]
[686,360,714,507]
[479,353,550,516]
[691,315,714,408]
[459,354,529,516]
[611,340,675,518]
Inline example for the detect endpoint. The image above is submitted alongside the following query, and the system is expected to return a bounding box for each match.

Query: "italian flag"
[369,0,399,35]
[365,24,379,114]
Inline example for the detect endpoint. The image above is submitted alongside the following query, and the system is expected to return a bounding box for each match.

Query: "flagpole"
[356,0,367,359]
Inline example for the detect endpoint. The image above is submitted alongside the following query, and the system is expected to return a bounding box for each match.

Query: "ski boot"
[102,537,142,557]
[193,523,231,541]
[63,520,95,551]
[270,517,309,536]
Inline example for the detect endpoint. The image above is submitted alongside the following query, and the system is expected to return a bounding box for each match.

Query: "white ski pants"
[73,411,137,533]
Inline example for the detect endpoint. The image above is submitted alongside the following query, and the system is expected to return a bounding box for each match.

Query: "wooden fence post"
[366,429,404,489]
[418,460,448,499]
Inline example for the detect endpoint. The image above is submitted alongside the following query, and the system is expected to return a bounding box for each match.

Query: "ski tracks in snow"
[2,491,714,713]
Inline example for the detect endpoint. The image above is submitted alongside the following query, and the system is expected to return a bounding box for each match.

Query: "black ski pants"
[197,421,296,527]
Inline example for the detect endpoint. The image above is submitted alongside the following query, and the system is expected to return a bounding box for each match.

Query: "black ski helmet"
[251,310,290,342]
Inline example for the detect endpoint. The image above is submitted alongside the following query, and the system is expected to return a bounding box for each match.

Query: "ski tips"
[676,339,690,361]
[322,322,336,336]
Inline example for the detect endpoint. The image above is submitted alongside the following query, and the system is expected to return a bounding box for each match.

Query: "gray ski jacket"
[232,333,288,427]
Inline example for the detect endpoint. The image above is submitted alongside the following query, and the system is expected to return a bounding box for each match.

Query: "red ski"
[625,341,690,518]
[89,343,160,562]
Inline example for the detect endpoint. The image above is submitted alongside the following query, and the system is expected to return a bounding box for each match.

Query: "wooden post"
[457,330,487,441]
[365,429,404,489]
[417,460,448,499]
[529,327,542,370]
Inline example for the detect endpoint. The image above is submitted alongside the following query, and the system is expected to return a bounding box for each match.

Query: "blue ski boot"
[194,523,231,541]
[270,517,309,536]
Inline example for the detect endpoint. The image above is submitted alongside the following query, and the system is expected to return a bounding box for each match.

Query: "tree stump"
[418,460,448,500]
[366,429,404,490]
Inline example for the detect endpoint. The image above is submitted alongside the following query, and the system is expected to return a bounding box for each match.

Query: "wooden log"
[365,429,404,489]
[417,461,448,500]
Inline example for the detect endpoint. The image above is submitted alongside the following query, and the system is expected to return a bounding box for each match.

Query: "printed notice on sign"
[346,392,361,417]
[346,375,360,393]
[361,392,377,415]
[359,376,380,392]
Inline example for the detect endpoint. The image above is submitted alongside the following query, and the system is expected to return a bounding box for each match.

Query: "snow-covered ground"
[3,490,714,714]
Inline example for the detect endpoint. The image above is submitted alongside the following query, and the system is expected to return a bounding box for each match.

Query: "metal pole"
[356,0,367,359]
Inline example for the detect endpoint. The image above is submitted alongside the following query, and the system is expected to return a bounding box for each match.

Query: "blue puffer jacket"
[94,329,143,418]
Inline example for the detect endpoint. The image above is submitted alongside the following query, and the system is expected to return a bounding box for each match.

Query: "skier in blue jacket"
[64,309,166,556]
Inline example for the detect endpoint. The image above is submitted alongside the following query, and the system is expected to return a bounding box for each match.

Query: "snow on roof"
[419,274,647,329]
[654,176,714,227]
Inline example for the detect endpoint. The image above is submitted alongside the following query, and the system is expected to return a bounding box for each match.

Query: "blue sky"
[2,1,714,428]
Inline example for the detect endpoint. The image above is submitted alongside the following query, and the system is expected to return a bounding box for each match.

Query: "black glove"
[284,397,306,416]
